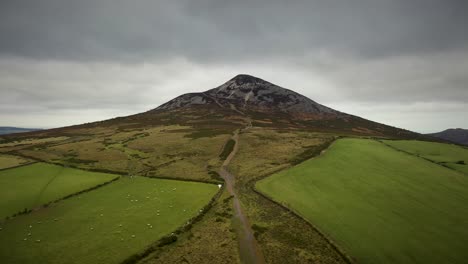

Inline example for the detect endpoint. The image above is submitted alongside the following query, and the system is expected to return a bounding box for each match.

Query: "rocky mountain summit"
[156,74,339,118]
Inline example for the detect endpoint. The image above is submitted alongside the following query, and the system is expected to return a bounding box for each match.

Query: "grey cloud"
[0,0,467,132]
[0,0,467,62]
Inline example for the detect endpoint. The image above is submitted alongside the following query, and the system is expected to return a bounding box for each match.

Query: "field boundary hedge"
[0,161,37,172]
[7,151,224,185]
[1,176,120,222]
[377,140,466,175]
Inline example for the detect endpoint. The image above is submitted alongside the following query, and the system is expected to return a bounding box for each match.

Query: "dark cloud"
[0,0,467,132]
[0,0,467,62]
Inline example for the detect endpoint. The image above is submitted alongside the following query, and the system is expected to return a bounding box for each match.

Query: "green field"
[0,176,218,264]
[0,163,118,219]
[0,154,30,169]
[383,140,468,175]
[257,138,468,264]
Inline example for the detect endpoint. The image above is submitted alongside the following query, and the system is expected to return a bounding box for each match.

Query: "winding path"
[219,130,265,264]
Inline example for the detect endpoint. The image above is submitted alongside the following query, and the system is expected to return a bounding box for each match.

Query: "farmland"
[0,176,218,264]
[257,138,468,264]
[0,163,118,219]
[382,140,468,175]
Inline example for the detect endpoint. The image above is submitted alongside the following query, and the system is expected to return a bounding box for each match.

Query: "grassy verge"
[257,138,468,264]
[0,176,218,264]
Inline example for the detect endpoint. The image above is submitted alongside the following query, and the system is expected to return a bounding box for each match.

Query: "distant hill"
[427,128,468,146]
[0,127,42,135]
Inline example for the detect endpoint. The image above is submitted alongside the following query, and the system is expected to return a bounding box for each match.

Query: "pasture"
[383,139,468,175]
[0,163,118,219]
[0,176,218,264]
[257,138,468,264]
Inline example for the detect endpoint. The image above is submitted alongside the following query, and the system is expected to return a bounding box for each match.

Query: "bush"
[456,160,465,165]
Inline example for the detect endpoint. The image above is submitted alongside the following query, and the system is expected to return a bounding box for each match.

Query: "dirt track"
[219,130,265,264]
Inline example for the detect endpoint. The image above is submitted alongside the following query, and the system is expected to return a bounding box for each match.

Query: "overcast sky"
[1,0,467,133]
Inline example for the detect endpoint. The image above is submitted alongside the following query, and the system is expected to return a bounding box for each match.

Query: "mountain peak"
[229,74,269,86]
[156,74,338,116]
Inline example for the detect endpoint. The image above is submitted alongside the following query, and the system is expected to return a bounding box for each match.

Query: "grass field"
[257,138,468,264]
[0,176,218,264]
[383,140,468,175]
[0,154,30,169]
[0,163,118,219]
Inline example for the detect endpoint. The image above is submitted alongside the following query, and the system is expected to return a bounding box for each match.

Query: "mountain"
[157,74,338,116]
[2,74,422,140]
[427,128,468,146]
[148,74,419,138]
[0,127,42,135]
